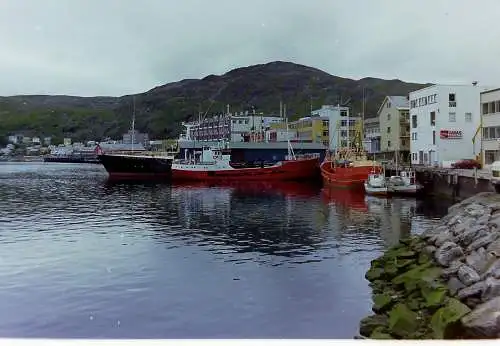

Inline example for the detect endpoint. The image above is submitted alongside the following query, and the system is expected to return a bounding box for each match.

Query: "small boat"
[386,149,423,196]
[387,169,423,196]
[171,142,320,182]
[364,170,388,196]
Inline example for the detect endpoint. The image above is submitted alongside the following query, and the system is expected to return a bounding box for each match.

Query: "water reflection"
[0,163,452,338]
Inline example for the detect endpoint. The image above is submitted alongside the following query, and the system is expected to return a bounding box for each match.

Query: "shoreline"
[359,192,500,339]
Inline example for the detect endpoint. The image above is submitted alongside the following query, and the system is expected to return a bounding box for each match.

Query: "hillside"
[0,61,430,143]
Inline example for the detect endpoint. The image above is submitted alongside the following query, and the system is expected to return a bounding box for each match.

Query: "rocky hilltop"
[360,192,500,339]
[0,61,428,144]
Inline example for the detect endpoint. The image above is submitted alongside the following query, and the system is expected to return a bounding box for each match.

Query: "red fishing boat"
[320,99,382,189]
[171,142,320,182]
[320,148,382,189]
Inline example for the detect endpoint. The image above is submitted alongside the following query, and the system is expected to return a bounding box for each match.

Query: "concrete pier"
[411,167,495,201]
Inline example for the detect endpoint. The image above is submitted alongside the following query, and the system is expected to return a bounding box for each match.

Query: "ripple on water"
[0,162,450,338]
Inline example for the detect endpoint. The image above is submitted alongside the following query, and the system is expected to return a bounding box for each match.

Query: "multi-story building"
[123,130,149,146]
[377,96,410,160]
[289,115,329,145]
[363,117,381,154]
[480,88,500,165]
[409,84,485,166]
[182,111,283,142]
[322,105,361,151]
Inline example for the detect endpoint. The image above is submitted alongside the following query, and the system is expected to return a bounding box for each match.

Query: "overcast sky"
[0,0,498,96]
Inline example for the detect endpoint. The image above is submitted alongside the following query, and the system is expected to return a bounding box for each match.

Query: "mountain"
[0,61,430,144]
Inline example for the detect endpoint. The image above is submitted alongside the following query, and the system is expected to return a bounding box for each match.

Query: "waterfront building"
[480,87,500,165]
[323,105,362,151]
[289,115,329,145]
[363,117,381,154]
[181,110,283,142]
[409,84,485,166]
[377,96,410,161]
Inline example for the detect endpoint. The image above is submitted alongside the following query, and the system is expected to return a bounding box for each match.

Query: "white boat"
[387,169,423,196]
[364,171,388,196]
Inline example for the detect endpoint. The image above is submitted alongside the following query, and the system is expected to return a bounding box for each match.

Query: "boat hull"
[171,157,320,182]
[98,154,173,180]
[388,185,424,196]
[364,183,389,196]
[320,161,381,189]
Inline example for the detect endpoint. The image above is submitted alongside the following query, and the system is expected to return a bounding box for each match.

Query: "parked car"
[451,159,481,169]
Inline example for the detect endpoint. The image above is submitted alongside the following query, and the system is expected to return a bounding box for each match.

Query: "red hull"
[320,161,381,189]
[172,157,320,182]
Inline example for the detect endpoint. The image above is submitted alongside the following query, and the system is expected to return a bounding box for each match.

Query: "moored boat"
[97,95,175,181]
[171,143,320,182]
[321,148,382,189]
[98,149,174,181]
[387,169,423,196]
[364,169,388,196]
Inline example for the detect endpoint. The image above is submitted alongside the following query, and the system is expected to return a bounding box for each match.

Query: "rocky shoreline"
[359,192,500,339]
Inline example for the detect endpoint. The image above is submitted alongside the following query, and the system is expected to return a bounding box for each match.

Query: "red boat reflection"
[320,186,368,212]
[171,180,320,198]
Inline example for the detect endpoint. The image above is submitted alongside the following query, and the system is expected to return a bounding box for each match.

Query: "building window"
[341,120,346,126]
[411,132,418,141]
[449,93,456,107]
[387,102,391,108]
[411,115,417,128]
[465,112,472,122]
[432,130,436,145]
[387,114,391,121]
[322,130,328,136]
[430,111,435,126]
[388,140,391,148]
[387,127,391,133]
[485,150,497,164]
[401,139,406,147]
[482,103,489,115]
[449,112,456,122]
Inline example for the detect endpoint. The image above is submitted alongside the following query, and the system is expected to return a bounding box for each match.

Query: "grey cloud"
[1,0,500,96]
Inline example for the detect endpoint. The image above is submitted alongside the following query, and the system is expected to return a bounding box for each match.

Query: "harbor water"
[0,162,451,338]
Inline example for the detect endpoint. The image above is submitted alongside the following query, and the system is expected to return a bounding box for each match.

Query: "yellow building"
[289,116,329,145]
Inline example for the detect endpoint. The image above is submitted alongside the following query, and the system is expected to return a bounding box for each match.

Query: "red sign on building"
[440,129,463,139]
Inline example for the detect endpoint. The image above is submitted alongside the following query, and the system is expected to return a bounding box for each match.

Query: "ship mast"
[284,103,295,160]
[131,96,136,152]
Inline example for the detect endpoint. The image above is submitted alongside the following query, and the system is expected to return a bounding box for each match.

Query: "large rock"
[465,248,490,274]
[481,277,500,301]
[388,303,419,338]
[457,281,485,300]
[467,233,500,253]
[359,314,389,337]
[457,265,481,286]
[482,258,500,279]
[461,296,500,338]
[456,226,489,247]
[435,242,464,267]
[430,298,471,339]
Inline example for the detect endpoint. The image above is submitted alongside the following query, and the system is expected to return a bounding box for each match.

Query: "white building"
[364,117,381,154]
[322,105,361,151]
[480,88,500,165]
[409,84,487,166]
